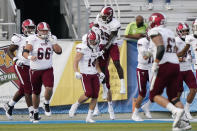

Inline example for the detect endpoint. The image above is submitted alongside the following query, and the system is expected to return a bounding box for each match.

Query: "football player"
[69,30,104,123]
[132,31,153,121]
[23,22,62,123]
[148,13,185,130]
[93,6,125,120]
[175,22,197,120]
[4,19,35,121]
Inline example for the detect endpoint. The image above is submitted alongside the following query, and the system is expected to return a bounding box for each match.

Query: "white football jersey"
[148,26,179,65]
[76,43,99,74]
[185,34,197,65]
[95,14,121,45]
[175,36,192,71]
[11,34,30,66]
[137,37,153,70]
[27,34,57,70]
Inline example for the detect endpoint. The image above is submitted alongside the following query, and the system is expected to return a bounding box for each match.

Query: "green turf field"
[0,123,196,131]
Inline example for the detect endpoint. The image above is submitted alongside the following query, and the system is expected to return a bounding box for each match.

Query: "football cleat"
[172,108,184,128]
[141,104,152,119]
[29,111,41,122]
[43,103,52,116]
[131,113,144,121]
[86,118,96,123]
[185,110,193,120]
[69,103,78,118]
[93,109,101,117]
[108,107,115,120]
[32,112,41,123]
[3,102,14,120]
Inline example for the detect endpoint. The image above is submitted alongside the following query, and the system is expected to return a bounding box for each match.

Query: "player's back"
[150,27,179,65]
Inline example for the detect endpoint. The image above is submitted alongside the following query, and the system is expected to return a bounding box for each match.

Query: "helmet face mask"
[24,26,36,36]
[176,22,190,39]
[22,19,36,36]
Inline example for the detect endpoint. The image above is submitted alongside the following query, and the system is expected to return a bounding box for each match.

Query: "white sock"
[144,100,152,108]
[185,102,190,110]
[87,109,93,119]
[102,83,108,91]
[34,108,39,113]
[133,107,139,114]
[9,99,16,106]
[28,106,34,113]
[75,101,80,106]
[120,79,125,88]
[44,100,50,104]
[108,101,112,105]
[166,103,177,114]
[94,103,99,111]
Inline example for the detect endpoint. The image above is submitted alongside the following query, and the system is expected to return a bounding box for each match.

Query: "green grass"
[0,123,196,131]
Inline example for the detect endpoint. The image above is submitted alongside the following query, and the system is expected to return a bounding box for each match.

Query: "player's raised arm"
[52,44,62,55]
[48,35,62,55]
[177,44,190,57]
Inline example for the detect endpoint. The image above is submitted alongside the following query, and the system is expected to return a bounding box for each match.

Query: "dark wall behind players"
[14,0,69,38]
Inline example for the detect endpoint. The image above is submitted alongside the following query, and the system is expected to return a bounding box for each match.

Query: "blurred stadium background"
[0,0,197,130]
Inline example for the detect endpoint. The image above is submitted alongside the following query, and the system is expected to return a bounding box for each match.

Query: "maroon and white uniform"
[186,34,197,71]
[176,36,197,92]
[76,43,100,98]
[137,37,153,97]
[11,34,32,94]
[27,34,56,94]
[95,15,121,89]
[148,26,180,102]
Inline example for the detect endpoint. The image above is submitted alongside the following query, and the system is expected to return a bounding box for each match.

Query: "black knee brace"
[171,98,180,105]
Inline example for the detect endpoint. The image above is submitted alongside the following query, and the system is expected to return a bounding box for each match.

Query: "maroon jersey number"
[101,30,110,41]
[37,47,51,60]
[88,59,96,67]
[166,37,178,53]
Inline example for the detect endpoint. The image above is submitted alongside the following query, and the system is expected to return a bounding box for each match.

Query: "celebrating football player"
[4,19,35,121]
[23,22,62,123]
[175,22,197,120]
[69,30,104,123]
[148,13,187,130]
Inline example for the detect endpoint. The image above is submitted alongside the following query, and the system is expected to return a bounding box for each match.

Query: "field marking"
[0,119,196,124]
